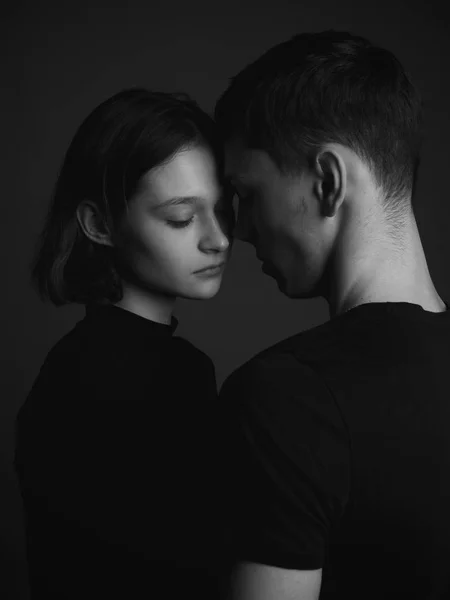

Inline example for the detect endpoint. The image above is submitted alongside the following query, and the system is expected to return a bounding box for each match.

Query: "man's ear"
[312,149,346,218]
[76,201,114,247]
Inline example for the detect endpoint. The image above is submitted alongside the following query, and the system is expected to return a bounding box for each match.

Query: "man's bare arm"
[229,562,322,600]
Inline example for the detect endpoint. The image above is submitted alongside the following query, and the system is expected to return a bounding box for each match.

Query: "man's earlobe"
[76,201,114,247]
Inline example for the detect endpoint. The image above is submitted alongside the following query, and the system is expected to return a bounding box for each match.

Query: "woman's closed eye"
[166,216,194,228]
[165,200,234,230]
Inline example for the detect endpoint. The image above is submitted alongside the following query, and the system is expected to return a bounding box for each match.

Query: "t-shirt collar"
[84,304,178,338]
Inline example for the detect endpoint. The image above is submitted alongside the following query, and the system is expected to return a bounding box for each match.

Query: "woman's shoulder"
[24,319,120,404]
[41,319,110,370]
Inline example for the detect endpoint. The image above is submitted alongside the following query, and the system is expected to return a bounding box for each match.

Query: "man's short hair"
[215,30,423,210]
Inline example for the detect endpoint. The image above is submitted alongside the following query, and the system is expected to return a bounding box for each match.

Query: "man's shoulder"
[227,304,393,389]
[219,324,351,499]
[223,318,338,388]
[219,326,339,425]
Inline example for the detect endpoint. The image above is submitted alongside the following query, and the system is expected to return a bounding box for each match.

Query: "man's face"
[225,137,332,299]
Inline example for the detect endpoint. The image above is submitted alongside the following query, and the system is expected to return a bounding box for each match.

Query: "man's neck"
[329,214,445,317]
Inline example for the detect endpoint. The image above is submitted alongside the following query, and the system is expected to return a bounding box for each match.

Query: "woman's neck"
[115,282,176,325]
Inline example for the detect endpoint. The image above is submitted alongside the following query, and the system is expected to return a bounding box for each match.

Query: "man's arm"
[230,563,322,600]
[219,354,351,600]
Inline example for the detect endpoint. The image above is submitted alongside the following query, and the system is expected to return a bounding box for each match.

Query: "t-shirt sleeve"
[219,352,351,570]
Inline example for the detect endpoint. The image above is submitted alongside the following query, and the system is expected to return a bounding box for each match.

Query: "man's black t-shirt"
[15,304,227,599]
[219,302,450,599]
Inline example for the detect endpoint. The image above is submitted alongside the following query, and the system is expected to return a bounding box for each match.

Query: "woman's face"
[115,145,232,301]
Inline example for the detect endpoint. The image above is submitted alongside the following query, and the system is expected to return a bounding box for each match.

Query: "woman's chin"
[179,278,224,300]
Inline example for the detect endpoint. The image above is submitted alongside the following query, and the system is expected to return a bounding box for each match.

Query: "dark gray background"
[2,0,449,596]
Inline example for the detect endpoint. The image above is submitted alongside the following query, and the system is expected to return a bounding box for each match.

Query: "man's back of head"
[216,31,444,315]
[216,30,423,212]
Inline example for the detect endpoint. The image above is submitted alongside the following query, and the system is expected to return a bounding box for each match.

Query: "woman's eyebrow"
[153,196,199,209]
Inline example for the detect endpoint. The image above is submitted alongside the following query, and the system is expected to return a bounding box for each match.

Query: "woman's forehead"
[136,147,221,207]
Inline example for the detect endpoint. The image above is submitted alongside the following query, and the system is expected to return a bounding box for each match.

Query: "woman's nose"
[199,217,230,252]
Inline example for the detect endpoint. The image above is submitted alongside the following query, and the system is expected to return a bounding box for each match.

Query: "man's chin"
[272,274,322,300]
[266,271,293,297]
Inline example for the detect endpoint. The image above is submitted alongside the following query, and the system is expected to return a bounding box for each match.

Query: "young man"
[217,31,450,600]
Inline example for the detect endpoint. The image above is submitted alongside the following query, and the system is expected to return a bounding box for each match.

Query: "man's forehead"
[224,138,273,183]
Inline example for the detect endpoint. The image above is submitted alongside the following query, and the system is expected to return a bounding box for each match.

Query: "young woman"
[15,89,234,599]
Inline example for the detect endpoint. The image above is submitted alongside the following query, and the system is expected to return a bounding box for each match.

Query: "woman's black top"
[15,304,227,599]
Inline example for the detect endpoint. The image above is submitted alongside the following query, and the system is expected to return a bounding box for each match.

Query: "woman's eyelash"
[166,204,234,229]
[167,217,194,228]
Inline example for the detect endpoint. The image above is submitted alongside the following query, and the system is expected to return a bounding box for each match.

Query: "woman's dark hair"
[32,88,220,306]
[215,30,423,213]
